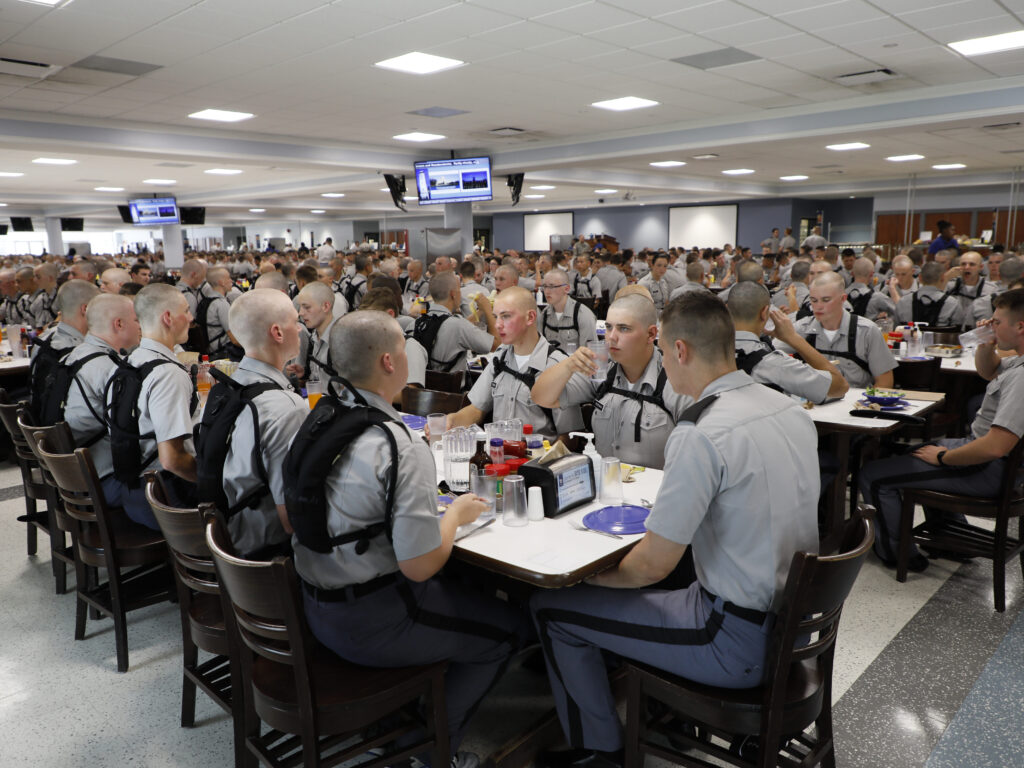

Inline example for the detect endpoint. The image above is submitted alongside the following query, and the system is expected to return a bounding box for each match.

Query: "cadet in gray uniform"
[450,287,583,438]
[860,289,1024,571]
[847,258,894,321]
[778,272,897,389]
[895,262,963,327]
[63,293,139,482]
[176,259,207,316]
[637,255,671,311]
[570,255,602,301]
[595,254,626,301]
[202,267,235,355]
[291,281,339,380]
[669,262,711,299]
[30,263,59,327]
[415,272,497,373]
[971,257,1024,326]
[945,251,997,328]
[292,311,528,767]
[533,294,690,469]
[31,278,95,359]
[537,269,597,351]
[104,284,197,530]
[220,290,308,558]
[727,282,848,403]
[530,292,820,768]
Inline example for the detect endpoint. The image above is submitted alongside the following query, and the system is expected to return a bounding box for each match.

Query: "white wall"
[524,212,573,251]
[668,205,737,249]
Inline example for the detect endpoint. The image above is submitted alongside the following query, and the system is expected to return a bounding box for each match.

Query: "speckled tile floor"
[0,457,1017,768]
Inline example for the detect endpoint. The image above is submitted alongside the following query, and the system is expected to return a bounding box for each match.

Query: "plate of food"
[856,399,909,411]
[863,387,906,407]
[925,344,963,358]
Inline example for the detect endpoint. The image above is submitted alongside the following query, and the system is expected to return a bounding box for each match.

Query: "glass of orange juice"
[306,376,324,409]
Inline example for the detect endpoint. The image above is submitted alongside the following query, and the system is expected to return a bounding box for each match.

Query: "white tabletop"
[805,388,940,431]
[940,354,978,374]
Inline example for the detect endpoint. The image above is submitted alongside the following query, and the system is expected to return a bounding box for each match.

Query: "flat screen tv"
[129,197,179,226]
[179,206,206,225]
[0,224,8,235]
[414,156,492,205]
[10,217,33,232]
[61,218,84,232]
[117,205,133,224]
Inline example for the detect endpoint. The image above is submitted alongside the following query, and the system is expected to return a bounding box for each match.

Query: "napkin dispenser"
[517,453,595,517]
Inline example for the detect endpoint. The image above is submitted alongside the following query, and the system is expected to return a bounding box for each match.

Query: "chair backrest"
[997,437,1024,507]
[402,386,467,416]
[19,416,74,467]
[206,511,311,671]
[893,355,941,391]
[760,507,875,738]
[0,398,37,464]
[145,472,218,595]
[34,437,105,527]
[424,369,465,394]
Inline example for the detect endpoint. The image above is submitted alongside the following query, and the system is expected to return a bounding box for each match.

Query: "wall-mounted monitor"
[129,196,179,226]
[117,205,133,223]
[414,156,492,205]
[10,217,33,232]
[0,224,8,235]
[61,217,84,232]
[179,206,206,225]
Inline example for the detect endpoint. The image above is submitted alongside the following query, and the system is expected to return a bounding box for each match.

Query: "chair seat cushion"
[79,509,167,563]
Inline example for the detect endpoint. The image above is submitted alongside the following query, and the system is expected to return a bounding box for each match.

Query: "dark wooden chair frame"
[623,507,875,768]
[144,472,250,767]
[401,386,468,416]
[424,369,466,394]
[897,439,1024,611]
[205,510,450,768]
[33,436,173,672]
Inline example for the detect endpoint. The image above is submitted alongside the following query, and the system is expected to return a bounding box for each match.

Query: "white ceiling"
[1,0,1024,224]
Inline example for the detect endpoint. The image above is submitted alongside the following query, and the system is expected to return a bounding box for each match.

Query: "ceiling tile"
[926,15,1022,45]
[632,34,721,60]
[466,0,588,19]
[779,0,887,31]
[702,18,800,46]
[0,43,84,68]
[528,35,620,62]
[816,17,916,46]
[581,50,659,72]
[586,19,683,48]
[740,33,833,59]
[659,1,767,33]
[604,0,709,15]
[533,1,644,34]
[470,21,575,50]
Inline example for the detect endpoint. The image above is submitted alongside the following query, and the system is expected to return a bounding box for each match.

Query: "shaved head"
[331,310,404,387]
[228,288,296,353]
[494,285,536,315]
[609,293,657,329]
[297,280,335,307]
[810,271,845,293]
[851,257,874,281]
[56,278,100,316]
[134,283,187,333]
[254,271,289,293]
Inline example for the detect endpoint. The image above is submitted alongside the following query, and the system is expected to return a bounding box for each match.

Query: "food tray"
[925,344,963,358]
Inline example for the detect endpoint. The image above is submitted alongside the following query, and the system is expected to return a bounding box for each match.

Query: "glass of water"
[443,427,474,493]
[587,340,610,381]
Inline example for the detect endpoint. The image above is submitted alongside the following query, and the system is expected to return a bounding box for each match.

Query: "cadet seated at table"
[972,257,1024,327]
[448,287,584,439]
[287,281,339,381]
[206,289,308,559]
[289,311,530,768]
[414,271,497,373]
[727,282,848,403]
[777,272,897,389]
[531,293,691,469]
[894,261,963,328]
[859,288,1024,572]
[104,283,198,530]
[32,278,97,358]
[537,268,598,351]
[847,258,894,321]
[529,291,820,768]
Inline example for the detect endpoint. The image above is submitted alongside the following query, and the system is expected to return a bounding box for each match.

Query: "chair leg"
[994,517,1008,613]
[896,495,915,583]
[229,658,255,768]
[429,668,449,768]
[624,671,643,768]
[24,496,38,556]
[181,664,197,727]
[108,566,130,673]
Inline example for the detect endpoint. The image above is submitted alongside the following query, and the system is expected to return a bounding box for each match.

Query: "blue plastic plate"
[401,414,427,430]
[857,399,909,412]
[583,505,650,535]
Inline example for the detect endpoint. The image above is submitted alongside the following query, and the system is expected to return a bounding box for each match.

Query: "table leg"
[823,433,851,553]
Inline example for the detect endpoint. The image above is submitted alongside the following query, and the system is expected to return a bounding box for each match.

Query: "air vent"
[813,164,842,169]
[0,56,62,80]
[983,121,1022,131]
[490,127,525,136]
[408,106,468,118]
[156,162,193,168]
[73,55,161,77]
[835,68,900,86]
[691,153,719,160]
[673,48,760,70]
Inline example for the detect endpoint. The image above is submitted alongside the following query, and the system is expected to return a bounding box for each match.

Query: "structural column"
[44,217,63,257]
[444,202,474,259]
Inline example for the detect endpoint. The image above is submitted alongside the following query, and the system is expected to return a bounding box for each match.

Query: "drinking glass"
[600,456,623,507]
[502,475,529,527]
[587,340,609,380]
[959,325,995,350]
[443,427,473,493]
[306,376,324,409]
[470,469,498,521]
[427,413,446,446]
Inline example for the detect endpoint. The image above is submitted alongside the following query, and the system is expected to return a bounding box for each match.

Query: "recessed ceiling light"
[403,195,418,201]
[849,195,856,199]
[530,185,555,190]
[949,30,1024,57]
[826,142,870,151]
[780,175,809,181]
[722,168,755,175]
[650,160,686,167]
[321,193,346,198]
[523,194,546,199]
[33,157,76,165]
[691,153,719,160]
[249,208,265,213]
[143,178,177,185]
[310,209,326,214]
[18,0,66,6]
[204,168,243,175]
[379,188,390,192]
[393,132,445,142]
[594,188,618,194]
[0,203,7,207]
[94,186,125,192]
[886,154,924,162]
[591,96,659,111]
[933,163,967,170]
[0,172,24,178]
[375,52,464,75]
[188,109,254,122]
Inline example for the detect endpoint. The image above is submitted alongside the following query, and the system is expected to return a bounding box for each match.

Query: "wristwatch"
[936,450,948,466]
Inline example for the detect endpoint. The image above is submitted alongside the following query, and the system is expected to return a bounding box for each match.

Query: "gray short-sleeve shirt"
[64,334,119,478]
[538,297,597,350]
[783,312,896,387]
[894,286,962,327]
[971,356,1024,440]
[291,388,442,589]
[421,305,494,372]
[646,372,819,613]
[735,331,831,404]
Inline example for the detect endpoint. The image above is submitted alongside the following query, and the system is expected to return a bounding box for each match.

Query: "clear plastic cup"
[502,475,529,527]
[600,456,623,506]
[306,377,324,409]
[426,413,446,446]
[470,469,498,521]
[587,340,610,381]
[442,427,473,493]
[959,325,995,349]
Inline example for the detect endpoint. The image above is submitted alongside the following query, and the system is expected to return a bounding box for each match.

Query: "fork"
[567,519,622,539]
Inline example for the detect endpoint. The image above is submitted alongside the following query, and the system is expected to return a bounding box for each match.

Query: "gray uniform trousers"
[529,582,774,752]
[302,574,530,754]
[858,437,1004,562]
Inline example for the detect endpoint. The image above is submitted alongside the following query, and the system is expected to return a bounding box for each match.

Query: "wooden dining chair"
[34,435,173,672]
[17,414,76,594]
[206,510,450,768]
[144,473,250,767]
[892,357,956,442]
[424,369,465,394]
[623,507,875,768]
[401,386,467,416]
[897,439,1024,611]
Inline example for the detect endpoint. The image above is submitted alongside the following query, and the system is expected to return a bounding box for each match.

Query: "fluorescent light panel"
[650,160,686,167]
[204,168,242,175]
[143,178,176,185]
[886,154,924,162]
[18,0,65,5]
[249,208,265,212]
[375,52,464,75]
[826,142,870,151]
[933,163,966,170]
[393,132,445,142]
[523,194,545,199]
[310,209,325,214]
[722,168,754,175]
[321,193,345,198]
[94,186,124,191]
[530,185,555,190]
[594,188,618,193]
[591,96,659,111]
[780,175,808,181]
[0,172,24,177]
[949,30,1024,56]
[188,109,254,122]
[33,157,76,165]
